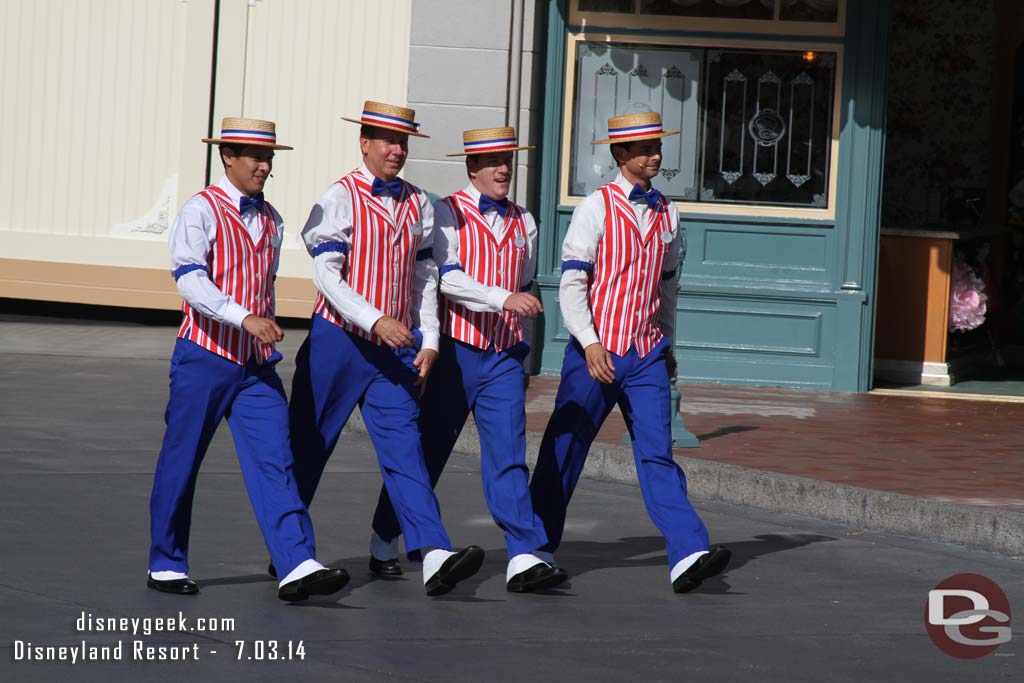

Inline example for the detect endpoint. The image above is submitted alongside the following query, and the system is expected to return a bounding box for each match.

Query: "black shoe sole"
[425,546,485,597]
[267,563,277,579]
[147,578,199,595]
[279,569,350,602]
[673,546,731,594]
[369,558,403,577]
[507,566,570,593]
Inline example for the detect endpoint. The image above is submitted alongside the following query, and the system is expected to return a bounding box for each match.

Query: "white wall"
[0,0,215,269]
[0,0,414,310]
[401,0,547,212]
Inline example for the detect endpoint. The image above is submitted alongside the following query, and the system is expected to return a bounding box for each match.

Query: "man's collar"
[217,175,244,205]
[615,173,656,204]
[462,184,481,201]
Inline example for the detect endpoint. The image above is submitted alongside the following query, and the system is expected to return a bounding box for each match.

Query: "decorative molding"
[596,62,616,76]
[111,175,178,241]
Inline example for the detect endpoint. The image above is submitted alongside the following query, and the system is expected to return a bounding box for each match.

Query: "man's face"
[222,145,274,197]
[360,127,409,180]
[467,151,514,201]
[615,139,662,182]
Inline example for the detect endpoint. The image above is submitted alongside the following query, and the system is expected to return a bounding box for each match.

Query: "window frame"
[559,31,845,220]
[571,0,847,38]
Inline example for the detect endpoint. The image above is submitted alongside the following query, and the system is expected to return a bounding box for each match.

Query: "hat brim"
[342,117,430,138]
[592,130,680,145]
[446,145,535,157]
[202,138,293,150]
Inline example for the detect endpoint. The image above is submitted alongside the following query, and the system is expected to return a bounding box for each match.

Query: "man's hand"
[372,316,415,349]
[584,342,615,384]
[242,315,284,343]
[502,292,543,318]
[665,349,677,379]
[412,348,438,387]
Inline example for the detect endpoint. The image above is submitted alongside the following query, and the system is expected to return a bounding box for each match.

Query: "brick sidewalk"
[523,377,1024,511]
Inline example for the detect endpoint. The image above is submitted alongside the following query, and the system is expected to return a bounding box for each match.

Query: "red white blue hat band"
[608,122,664,139]
[342,100,429,138]
[447,127,534,157]
[202,117,293,150]
[592,111,679,145]
[360,110,420,134]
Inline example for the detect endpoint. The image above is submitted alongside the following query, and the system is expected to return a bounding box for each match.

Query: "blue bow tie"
[628,184,663,211]
[239,192,265,214]
[371,177,404,199]
[479,195,510,218]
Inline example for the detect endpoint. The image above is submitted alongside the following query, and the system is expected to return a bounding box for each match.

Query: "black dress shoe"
[267,562,277,579]
[507,564,569,593]
[147,576,199,595]
[369,557,403,577]
[672,545,731,594]
[278,568,350,602]
[424,546,485,597]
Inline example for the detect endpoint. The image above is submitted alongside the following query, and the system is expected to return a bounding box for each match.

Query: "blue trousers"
[371,336,549,558]
[529,337,709,568]
[149,338,317,577]
[289,316,451,557]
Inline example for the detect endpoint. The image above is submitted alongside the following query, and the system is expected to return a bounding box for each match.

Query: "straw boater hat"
[342,100,429,138]
[592,111,679,145]
[446,127,534,157]
[201,117,293,150]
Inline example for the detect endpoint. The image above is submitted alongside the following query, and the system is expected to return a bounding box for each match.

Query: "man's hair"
[465,154,480,180]
[218,143,244,169]
[609,142,631,164]
[360,124,379,139]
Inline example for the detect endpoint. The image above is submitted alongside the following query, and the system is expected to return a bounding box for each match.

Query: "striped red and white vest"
[441,191,527,352]
[177,185,279,364]
[313,171,423,344]
[589,182,672,358]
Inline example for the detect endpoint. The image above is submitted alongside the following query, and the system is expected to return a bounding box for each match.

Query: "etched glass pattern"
[700,49,835,206]
[570,43,702,198]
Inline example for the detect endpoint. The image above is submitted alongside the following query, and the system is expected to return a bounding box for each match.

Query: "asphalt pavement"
[0,316,1020,681]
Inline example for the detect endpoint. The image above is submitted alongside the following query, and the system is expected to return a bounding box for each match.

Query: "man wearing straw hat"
[148,117,349,602]
[288,101,484,596]
[370,127,569,593]
[529,110,731,593]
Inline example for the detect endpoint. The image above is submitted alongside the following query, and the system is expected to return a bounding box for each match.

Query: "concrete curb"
[346,410,1024,558]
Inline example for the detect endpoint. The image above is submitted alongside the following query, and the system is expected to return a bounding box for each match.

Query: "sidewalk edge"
[345,411,1024,558]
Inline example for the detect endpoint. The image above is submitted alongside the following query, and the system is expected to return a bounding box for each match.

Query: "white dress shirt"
[434,184,539,313]
[301,164,440,351]
[559,173,681,350]
[169,175,282,329]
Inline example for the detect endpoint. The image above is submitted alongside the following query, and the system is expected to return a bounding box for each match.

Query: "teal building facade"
[531,0,891,392]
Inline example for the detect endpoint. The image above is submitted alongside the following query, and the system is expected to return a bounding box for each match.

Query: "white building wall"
[0,0,414,314]
[402,0,547,211]
[0,0,215,270]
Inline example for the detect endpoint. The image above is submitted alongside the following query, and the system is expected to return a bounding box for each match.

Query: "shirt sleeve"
[657,205,681,345]
[520,210,539,291]
[558,193,604,349]
[169,196,252,329]
[411,194,440,352]
[304,183,386,334]
[435,200,512,313]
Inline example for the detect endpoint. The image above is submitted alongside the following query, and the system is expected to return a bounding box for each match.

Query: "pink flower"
[949,256,987,333]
